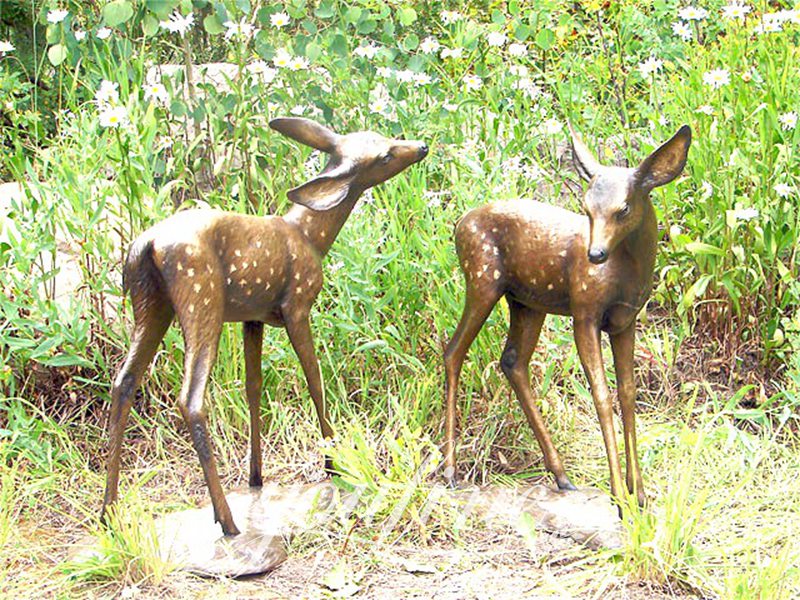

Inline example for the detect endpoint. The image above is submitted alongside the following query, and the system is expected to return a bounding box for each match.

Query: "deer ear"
[269,117,339,153]
[568,122,602,182]
[287,160,357,211]
[634,125,692,190]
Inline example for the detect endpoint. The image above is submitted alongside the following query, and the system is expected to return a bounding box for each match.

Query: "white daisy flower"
[223,18,256,40]
[721,3,751,20]
[731,207,758,221]
[95,80,120,107]
[395,69,415,83]
[638,56,663,78]
[273,48,293,68]
[420,36,440,54]
[289,56,309,71]
[672,21,693,40]
[0,40,14,54]
[99,105,129,129]
[508,42,527,57]
[354,42,379,59]
[487,31,507,47]
[270,12,290,28]
[696,104,714,115]
[47,9,69,24]
[74,30,86,41]
[412,72,432,86]
[143,82,169,106]
[703,68,730,89]
[774,183,793,198]
[440,47,463,60]
[376,66,392,77]
[778,111,797,130]
[463,74,482,91]
[678,6,708,20]
[160,11,194,37]
[754,15,783,34]
[443,102,459,112]
[542,118,563,135]
[246,60,277,83]
[700,180,713,199]
[96,27,112,40]
[441,10,463,24]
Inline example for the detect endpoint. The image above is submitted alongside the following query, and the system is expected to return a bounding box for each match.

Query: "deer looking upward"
[443,124,691,508]
[101,117,428,536]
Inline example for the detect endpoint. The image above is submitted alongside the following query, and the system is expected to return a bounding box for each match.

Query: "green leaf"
[401,33,419,51]
[47,44,67,66]
[534,29,555,51]
[397,7,417,26]
[142,14,159,36]
[357,19,377,34]
[103,0,134,27]
[685,242,725,257]
[314,2,334,18]
[146,0,179,19]
[344,7,362,23]
[203,14,225,35]
[305,42,323,62]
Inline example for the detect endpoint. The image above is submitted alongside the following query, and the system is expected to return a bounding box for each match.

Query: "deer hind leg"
[500,299,575,491]
[611,323,645,506]
[443,284,502,484]
[101,298,173,521]
[243,321,264,487]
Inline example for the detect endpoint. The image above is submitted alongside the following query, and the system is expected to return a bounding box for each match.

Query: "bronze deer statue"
[101,117,428,535]
[443,124,691,508]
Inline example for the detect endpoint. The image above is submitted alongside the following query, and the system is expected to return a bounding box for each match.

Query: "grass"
[2,0,800,597]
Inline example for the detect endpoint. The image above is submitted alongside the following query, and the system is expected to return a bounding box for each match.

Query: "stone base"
[73,482,620,578]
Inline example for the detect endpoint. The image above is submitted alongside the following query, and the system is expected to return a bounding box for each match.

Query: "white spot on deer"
[176,262,183,271]
[193,283,201,293]
[307,278,314,287]
[252,260,257,268]
[242,261,249,269]
[203,297,210,306]
[304,215,312,223]
[240,279,248,286]
[582,282,588,291]
[321,231,327,238]
[470,223,478,234]
[294,273,300,280]
[532,277,538,285]
[549,259,555,266]
[187,268,195,277]
[559,277,564,284]
[493,270,501,280]
[296,286,303,294]
[230,264,237,273]
[265,282,271,291]
[476,271,483,279]
[492,248,499,256]
[256,277,262,284]
[559,250,567,258]
[481,233,487,240]
[227,277,232,285]
[186,247,195,256]
[270,268,274,276]
[256,240,262,248]
[188,304,195,313]
[463,261,469,269]
[547,283,554,290]
[246,289,252,296]
[234,249,242,257]
[303,229,309,236]
[221,235,227,244]
[206,264,213,274]
[482,243,491,252]
[492,227,498,233]
[210,281,215,290]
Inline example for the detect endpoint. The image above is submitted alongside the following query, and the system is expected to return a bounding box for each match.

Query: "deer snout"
[418,143,429,158]
[588,247,608,264]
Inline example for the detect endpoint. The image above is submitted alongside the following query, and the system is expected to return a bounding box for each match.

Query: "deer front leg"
[573,319,625,507]
[243,321,264,488]
[501,301,575,491]
[283,309,334,473]
[611,322,645,506]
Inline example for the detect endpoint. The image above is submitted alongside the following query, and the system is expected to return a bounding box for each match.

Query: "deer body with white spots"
[101,118,428,536]
[444,125,691,511]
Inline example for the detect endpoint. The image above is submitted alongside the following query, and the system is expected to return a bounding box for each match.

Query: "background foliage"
[1,0,799,597]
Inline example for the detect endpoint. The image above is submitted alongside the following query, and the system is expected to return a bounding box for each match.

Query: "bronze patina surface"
[101,117,428,536]
[443,124,692,509]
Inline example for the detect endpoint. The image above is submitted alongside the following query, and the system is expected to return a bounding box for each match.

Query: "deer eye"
[380,153,393,164]
[616,205,631,220]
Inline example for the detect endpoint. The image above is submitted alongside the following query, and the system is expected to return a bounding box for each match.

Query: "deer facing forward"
[101,117,428,536]
[443,124,691,508]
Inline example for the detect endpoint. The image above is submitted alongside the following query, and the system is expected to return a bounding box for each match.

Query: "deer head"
[570,124,692,264]
[269,117,429,212]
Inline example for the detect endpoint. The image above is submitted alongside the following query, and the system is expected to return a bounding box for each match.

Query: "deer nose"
[588,247,608,264]
[418,143,429,158]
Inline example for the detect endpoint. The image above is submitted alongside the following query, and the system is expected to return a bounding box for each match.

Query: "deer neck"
[283,186,364,257]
